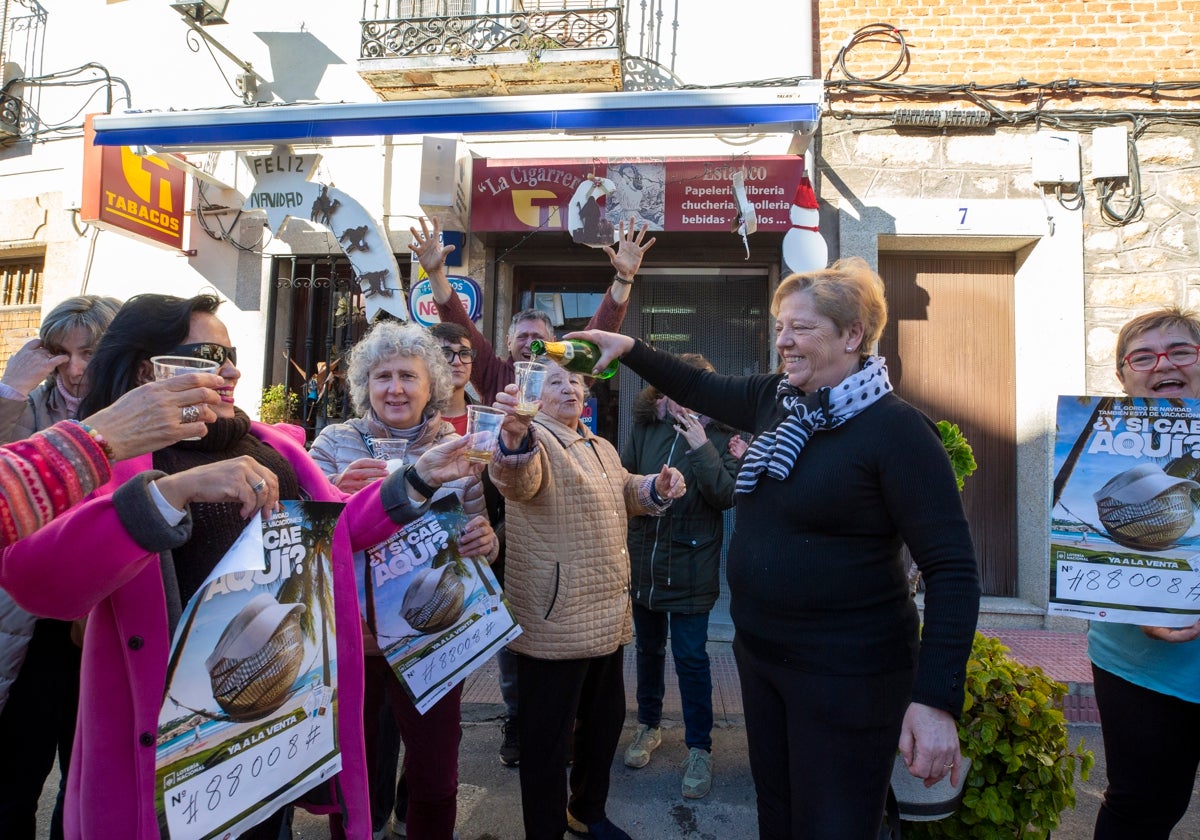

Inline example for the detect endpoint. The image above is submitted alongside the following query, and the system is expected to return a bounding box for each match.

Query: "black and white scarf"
[735,356,892,495]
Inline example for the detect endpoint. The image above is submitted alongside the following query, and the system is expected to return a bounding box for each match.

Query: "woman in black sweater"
[573,258,981,840]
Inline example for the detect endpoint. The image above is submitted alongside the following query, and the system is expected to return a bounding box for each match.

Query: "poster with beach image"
[358,491,521,714]
[1050,395,1200,626]
[154,500,344,840]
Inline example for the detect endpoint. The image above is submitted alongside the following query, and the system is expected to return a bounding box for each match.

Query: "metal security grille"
[267,255,393,440]
[620,268,771,631]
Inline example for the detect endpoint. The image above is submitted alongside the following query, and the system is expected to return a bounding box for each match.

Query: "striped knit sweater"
[0,420,111,547]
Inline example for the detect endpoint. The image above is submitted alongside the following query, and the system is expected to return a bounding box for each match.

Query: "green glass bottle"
[529,338,619,380]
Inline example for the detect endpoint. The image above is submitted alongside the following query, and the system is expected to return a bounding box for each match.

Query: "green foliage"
[259,384,298,425]
[906,633,1095,840]
[938,420,978,491]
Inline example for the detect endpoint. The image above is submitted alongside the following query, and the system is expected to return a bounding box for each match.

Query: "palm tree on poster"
[279,505,342,685]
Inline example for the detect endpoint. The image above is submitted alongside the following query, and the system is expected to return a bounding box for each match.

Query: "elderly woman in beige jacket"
[489,364,685,840]
[309,320,495,840]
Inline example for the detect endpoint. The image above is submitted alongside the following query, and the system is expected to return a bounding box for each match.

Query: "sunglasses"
[171,342,238,367]
[441,347,476,364]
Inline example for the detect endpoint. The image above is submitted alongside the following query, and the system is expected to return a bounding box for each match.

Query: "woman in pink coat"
[0,294,484,840]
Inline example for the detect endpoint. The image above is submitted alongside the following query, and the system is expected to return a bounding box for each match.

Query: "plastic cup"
[151,355,220,440]
[464,405,505,463]
[513,361,548,417]
[369,437,408,473]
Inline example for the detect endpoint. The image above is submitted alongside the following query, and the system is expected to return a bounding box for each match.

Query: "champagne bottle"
[529,338,619,380]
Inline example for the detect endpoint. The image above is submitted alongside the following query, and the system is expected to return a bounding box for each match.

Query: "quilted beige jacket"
[488,413,666,660]
[308,410,494,561]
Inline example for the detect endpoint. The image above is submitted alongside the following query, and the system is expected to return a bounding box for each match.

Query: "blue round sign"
[409,275,482,327]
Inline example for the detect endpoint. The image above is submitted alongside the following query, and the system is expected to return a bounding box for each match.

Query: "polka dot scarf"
[735,355,893,495]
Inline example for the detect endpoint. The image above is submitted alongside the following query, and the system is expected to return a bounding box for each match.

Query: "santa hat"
[792,175,818,210]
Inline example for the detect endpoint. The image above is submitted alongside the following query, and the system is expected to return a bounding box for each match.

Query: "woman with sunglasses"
[309,319,496,840]
[1090,307,1200,840]
[0,293,484,840]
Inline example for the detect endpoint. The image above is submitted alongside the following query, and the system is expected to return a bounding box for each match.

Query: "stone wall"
[817,119,1200,396]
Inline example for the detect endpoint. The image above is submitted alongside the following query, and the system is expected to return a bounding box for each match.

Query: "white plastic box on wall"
[1032,131,1081,185]
[1090,125,1129,180]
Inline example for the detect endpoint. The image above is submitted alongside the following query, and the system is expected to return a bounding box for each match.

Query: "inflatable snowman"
[781,175,828,274]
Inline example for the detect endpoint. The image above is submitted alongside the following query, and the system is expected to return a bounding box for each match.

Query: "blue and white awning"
[90,85,824,148]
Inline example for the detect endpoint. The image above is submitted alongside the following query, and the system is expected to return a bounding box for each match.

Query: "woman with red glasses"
[0,293,483,840]
[1090,307,1200,839]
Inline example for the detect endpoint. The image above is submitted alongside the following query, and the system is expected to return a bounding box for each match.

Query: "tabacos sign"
[408,275,482,328]
[81,114,186,250]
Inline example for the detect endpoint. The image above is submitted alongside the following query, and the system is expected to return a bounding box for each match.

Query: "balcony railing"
[360,3,622,64]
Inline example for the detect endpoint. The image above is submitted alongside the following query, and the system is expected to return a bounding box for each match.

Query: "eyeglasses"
[1121,344,1200,371]
[441,347,476,364]
[171,342,238,367]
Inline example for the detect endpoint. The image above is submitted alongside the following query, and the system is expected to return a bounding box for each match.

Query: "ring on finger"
[252,479,267,494]
[181,405,201,424]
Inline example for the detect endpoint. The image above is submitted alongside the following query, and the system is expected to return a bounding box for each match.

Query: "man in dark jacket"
[619,354,739,800]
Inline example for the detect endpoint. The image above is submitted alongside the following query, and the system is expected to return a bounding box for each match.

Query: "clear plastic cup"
[369,437,409,473]
[513,361,548,418]
[151,355,220,440]
[464,405,505,463]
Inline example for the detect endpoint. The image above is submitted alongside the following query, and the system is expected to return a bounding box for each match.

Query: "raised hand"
[412,434,485,488]
[85,373,224,461]
[1,338,67,396]
[409,217,456,278]
[671,409,707,450]
[494,384,535,451]
[602,216,657,280]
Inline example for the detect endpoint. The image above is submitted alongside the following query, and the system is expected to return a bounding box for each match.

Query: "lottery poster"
[357,491,521,714]
[1050,395,1200,626]
[154,501,345,840]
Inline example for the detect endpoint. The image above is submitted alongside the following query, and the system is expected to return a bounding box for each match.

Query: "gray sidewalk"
[37,640,1200,838]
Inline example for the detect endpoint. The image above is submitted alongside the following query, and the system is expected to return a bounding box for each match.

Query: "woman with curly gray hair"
[309,318,496,840]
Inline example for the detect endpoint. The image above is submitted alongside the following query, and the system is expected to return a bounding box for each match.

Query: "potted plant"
[258,384,298,425]
[898,422,1094,839]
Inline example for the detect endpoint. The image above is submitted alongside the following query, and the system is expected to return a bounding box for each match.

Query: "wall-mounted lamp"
[170,1,230,26]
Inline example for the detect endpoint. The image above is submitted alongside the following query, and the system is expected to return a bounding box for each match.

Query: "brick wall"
[0,305,40,377]
[819,1,1199,90]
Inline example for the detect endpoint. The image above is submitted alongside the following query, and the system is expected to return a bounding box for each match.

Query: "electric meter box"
[1032,131,1082,185]
[1091,126,1130,180]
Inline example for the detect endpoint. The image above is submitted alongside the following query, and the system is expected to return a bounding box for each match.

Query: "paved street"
[35,641,1200,838]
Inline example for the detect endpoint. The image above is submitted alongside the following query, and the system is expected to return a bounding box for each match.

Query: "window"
[0,256,43,307]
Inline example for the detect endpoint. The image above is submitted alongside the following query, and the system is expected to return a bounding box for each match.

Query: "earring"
[846,346,855,352]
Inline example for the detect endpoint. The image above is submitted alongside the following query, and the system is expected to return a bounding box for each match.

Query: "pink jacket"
[0,422,408,840]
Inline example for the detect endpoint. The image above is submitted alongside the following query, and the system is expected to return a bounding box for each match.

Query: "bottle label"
[560,343,575,362]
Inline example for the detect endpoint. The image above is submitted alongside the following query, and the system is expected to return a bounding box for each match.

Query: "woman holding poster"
[310,320,496,840]
[1090,307,1200,839]
[0,293,484,840]
[489,364,686,840]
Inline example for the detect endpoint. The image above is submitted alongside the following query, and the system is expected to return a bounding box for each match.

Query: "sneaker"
[499,716,520,767]
[622,724,661,769]
[566,814,633,840]
[680,747,713,799]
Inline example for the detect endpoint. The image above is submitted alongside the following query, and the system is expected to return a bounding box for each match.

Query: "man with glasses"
[410,215,656,405]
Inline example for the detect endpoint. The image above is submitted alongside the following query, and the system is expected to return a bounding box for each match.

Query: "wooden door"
[878,253,1016,596]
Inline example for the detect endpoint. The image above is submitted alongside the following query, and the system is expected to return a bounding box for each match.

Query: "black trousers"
[515,647,626,840]
[734,633,912,840]
[0,618,80,840]
[1093,664,1200,839]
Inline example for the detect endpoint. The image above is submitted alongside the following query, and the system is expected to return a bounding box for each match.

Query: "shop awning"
[90,85,824,149]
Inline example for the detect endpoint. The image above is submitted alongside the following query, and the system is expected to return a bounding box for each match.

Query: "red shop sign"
[470,156,804,233]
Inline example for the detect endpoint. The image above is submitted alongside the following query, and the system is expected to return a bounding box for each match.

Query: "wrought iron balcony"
[359,1,678,99]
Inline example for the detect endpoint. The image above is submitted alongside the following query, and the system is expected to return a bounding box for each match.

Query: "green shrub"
[906,632,1094,839]
[259,384,298,425]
